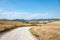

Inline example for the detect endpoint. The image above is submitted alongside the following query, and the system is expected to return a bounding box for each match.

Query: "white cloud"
[0,10,58,20]
[0,10,49,19]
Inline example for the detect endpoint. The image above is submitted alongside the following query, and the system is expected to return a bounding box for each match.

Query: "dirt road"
[0,27,38,40]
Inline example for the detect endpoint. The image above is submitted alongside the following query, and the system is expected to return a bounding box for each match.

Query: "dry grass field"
[43,20,60,26]
[0,20,32,32]
[30,20,60,40]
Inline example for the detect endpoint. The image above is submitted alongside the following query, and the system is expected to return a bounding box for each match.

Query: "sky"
[0,0,60,19]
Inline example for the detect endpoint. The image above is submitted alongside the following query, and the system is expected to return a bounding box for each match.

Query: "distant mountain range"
[0,19,60,22]
[0,19,26,22]
[30,19,60,21]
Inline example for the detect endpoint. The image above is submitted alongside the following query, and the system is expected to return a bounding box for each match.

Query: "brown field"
[0,20,32,32]
[30,20,60,40]
[43,20,60,26]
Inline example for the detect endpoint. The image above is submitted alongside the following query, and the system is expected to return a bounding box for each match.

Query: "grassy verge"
[30,26,60,40]
[0,20,32,32]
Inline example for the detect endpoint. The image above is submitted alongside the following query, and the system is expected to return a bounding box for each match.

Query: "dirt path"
[0,27,38,40]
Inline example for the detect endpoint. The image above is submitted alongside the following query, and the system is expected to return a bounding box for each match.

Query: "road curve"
[0,27,38,40]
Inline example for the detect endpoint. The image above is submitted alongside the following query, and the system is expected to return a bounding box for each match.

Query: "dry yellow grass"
[30,20,60,40]
[0,20,31,32]
[43,20,60,26]
[0,25,15,32]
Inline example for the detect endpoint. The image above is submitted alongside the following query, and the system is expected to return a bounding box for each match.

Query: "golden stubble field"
[30,20,60,40]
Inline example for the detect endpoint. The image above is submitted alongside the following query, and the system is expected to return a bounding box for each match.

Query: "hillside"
[0,20,31,32]
[30,20,60,40]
